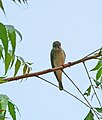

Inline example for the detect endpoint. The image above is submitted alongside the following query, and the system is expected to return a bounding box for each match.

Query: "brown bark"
[4,53,102,82]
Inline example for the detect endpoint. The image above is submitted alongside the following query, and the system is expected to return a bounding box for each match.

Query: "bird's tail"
[58,81,63,90]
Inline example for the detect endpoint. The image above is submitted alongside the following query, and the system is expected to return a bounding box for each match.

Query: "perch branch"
[4,52,102,82]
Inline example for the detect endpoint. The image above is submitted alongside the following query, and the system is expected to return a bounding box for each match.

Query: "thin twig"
[83,62,102,108]
[62,70,100,120]
[37,75,102,119]
[36,75,90,108]
[83,47,102,59]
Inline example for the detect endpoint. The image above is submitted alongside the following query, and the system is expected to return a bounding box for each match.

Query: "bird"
[50,41,66,90]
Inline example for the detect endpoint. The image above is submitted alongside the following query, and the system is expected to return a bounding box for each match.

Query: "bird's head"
[53,41,61,48]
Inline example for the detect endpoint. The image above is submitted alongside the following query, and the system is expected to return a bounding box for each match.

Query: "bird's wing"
[50,49,55,68]
[50,49,58,78]
[63,49,66,62]
[50,49,62,81]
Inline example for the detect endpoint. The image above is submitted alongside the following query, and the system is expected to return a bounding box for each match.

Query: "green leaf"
[5,52,12,74]
[6,25,22,42]
[0,23,8,57]
[96,67,102,80]
[84,110,94,120]
[8,101,16,120]
[0,96,6,119]
[0,0,5,14]
[91,60,102,71]
[14,59,21,76]
[94,80,101,87]
[9,55,15,69]
[6,25,16,55]
[84,86,91,96]
[0,45,4,60]
[23,64,27,74]
[27,67,32,74]
[95,108,102,113]
[1,110,6,120]
[12,0,18,3]
[0,94,9,111]
[0,78,7,84]
[14,103,21,117]
[15,29,22,42]
[22,0,27,3]
[0,114,5,120]
[26,62,33,65]
[18,0,22,3]
[100,76,102,82]
[100,84,102,90]
[12,0,28,4]
[18,56,25,65]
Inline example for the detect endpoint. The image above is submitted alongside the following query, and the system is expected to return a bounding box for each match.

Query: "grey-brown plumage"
[50,41,66,90]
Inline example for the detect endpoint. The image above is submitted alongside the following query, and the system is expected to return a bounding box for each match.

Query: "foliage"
[0,1,31,119]
[84,85,91,96]
[84,110,94,120]
[83,57,102,98]
[0,94,19,120]
[0,0,27,14]
[0,23,32,78]
[91,58,102,89]
[0,22,32,119]
[82,53,102,120]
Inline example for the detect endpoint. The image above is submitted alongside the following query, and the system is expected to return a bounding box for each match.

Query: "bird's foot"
[67,62,72,66]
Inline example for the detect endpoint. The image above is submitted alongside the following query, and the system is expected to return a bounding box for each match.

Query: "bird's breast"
[54,49,65,67]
